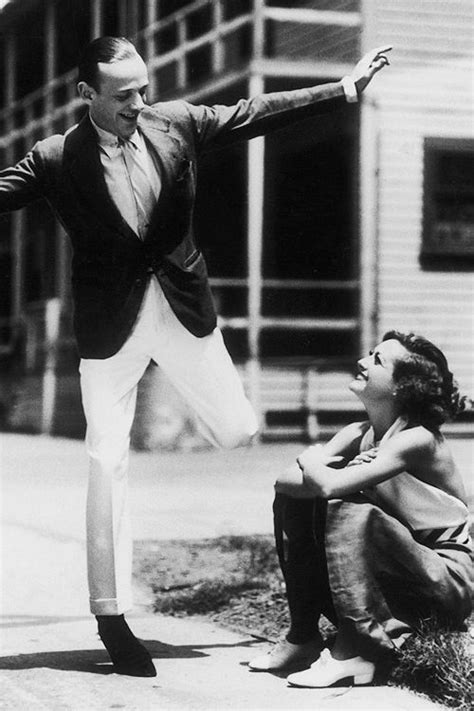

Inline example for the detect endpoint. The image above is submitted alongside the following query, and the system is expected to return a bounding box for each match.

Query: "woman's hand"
[274,462,316,498]
[298,444,345,468]
[296,446,344,498]
[346,447,379,467]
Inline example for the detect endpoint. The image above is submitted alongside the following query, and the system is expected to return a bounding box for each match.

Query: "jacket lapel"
[138,109,185,244]
[64,114,138,241]
[138,108,181,185]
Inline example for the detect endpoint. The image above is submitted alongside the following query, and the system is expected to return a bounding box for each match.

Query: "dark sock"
[286,626,322,645]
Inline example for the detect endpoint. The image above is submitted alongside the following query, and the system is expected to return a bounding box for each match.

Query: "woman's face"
[349,339,409,404]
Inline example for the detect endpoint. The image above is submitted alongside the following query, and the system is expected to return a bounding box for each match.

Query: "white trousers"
[80,277,258,615]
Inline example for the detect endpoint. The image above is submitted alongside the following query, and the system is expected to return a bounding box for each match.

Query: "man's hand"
[350,46,392,94]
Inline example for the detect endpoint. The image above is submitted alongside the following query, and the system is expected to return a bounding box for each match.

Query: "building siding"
[366,0,474,397]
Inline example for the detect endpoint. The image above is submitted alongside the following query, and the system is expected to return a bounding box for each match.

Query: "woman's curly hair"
[383,330,468,433]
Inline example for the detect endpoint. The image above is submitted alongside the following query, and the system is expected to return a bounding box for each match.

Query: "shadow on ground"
[0,636,261,675]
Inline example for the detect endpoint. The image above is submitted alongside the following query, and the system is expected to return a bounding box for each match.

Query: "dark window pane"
[155,22,178,54]
[263,78,358,282]
[422,138,474,267]
[159,0,195,19]
[262,288,357,318]
[194,84,248,279]
[186,4,212,40]
[260,329,357,359]
[24,202,57,303]
[223,0,252,21]
[156,62,178,97]
[224,25,253,69]
[103,0,120,36]
[56,0,91,76]
[186,45,212,84]
[265,20,360,63]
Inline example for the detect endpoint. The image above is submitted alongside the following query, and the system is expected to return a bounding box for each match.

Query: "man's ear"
[77,82,95,102]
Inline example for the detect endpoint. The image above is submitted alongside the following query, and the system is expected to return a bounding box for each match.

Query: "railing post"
[177,16,187,89]
[253,0,265,62]
[212,0,224,75]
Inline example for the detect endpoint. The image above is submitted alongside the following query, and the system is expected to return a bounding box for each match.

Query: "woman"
[249,331,473,687]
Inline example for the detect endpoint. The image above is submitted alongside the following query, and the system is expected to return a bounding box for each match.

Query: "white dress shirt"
[91,116,161,239]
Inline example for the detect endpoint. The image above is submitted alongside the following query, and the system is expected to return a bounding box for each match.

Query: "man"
[0,37,390,677]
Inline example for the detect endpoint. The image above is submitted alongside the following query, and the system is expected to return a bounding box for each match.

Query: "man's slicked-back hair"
[77,36,139,90]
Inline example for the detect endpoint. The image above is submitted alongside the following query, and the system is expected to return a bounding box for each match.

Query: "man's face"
[82,54,149,139]
[349,338,409,404]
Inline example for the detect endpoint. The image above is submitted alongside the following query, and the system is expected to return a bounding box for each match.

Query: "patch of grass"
[153,578,267,615]
[134,535,472,708]
[389,621,473,710]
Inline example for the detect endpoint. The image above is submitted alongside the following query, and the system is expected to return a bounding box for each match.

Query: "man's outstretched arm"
[186,46,392,149]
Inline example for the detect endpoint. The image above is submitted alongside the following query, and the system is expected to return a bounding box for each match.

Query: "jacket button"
[135,278,142,286]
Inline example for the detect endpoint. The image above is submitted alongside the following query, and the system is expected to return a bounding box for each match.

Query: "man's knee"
[212,415,259,449]
[86,432,130,479]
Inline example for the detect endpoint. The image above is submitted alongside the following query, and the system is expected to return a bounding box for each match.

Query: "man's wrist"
[341,75,359,103]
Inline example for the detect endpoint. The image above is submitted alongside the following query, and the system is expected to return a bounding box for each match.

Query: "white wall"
[363,0,474,396]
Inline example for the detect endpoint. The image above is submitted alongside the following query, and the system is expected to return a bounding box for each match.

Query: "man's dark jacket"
[0,82,347,358]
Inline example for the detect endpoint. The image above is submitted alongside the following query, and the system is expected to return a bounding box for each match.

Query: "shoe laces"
[317,648,332,666]
[269,638,290,657]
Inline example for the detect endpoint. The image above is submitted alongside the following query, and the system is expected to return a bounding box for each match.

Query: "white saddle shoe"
[248,638,322,672]
[287,648,375,687]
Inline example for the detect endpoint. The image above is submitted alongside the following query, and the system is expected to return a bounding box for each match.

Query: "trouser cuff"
[89,597,133,616]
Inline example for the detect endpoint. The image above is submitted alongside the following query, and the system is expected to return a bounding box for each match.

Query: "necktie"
[119,138,156,239]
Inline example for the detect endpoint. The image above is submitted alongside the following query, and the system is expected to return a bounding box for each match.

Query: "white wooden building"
[0,0,472,441]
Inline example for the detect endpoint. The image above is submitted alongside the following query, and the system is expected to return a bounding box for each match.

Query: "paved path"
[3,432,471,709]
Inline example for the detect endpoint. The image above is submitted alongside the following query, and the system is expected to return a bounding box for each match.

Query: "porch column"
[359,0,379,355]
[44,0,56,130]
[246,74,265,429]
[117,0,128,36]
[246,0,266,431]
[4,33,23,335]
[91,0,104,38]
[359,100,379,355]
[145,0,158,100]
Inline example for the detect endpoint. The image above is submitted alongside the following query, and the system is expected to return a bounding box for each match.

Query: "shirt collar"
[90,115,142,157]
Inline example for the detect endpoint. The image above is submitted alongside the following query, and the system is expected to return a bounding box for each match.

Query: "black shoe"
[96,614,157,677]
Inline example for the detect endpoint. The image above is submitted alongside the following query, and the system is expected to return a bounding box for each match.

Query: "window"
[422,138,474,267]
